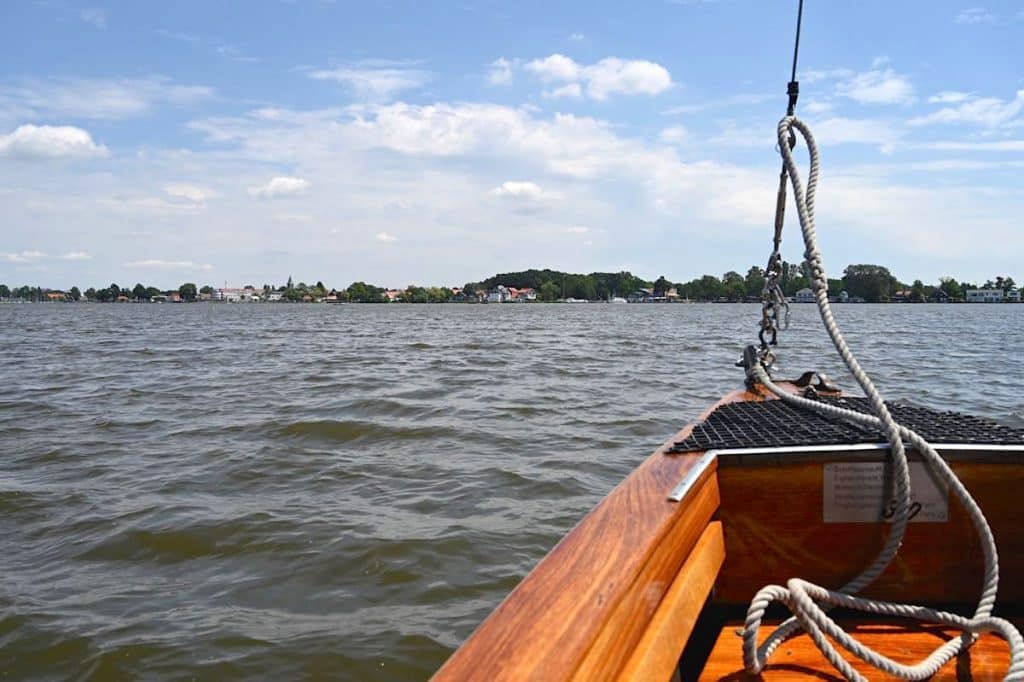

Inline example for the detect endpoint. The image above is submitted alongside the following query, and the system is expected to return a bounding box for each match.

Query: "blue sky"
[1,0,1022,289]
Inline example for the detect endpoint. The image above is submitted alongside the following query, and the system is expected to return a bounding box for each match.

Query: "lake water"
[1,302,1021,680]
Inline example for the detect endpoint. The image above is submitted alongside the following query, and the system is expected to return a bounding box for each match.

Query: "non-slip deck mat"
[668,396,1024,454]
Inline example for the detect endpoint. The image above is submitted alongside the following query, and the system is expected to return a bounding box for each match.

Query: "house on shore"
[967,289,1004,303]
[794,288,815,303]
[487,285,510,303]
[1006,288,1021,302]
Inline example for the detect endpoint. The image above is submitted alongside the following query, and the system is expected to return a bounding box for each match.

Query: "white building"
[794,288,815,303]
[966,289,1003,303]
[487,285,510,303]
[1006,288,1020,302]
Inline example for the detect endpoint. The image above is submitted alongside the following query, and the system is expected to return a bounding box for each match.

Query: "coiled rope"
[740,115,1024,681]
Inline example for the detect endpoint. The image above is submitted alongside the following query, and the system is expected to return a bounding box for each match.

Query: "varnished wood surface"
[700,620,1016,680]
[713,459,1024,605]
[432,390,758,681]
[617,521,726,682]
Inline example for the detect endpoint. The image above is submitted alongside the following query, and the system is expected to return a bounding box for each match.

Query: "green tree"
[910,279,926,303]
[744,267,765,298]
[84,287,96,301]
[69,286,81,301]
[0,284,9,299]
[179,282,198,301]
[132,283,148,300]
[200,285,214,295]
[347,281,385,303]
[653,275,672,297]
[539,281,560,302]
[842,264,897,303]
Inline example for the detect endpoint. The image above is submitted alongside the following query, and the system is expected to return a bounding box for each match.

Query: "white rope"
[740,115,1024,681]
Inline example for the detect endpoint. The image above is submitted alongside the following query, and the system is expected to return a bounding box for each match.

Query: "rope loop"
[741,115,1024,681]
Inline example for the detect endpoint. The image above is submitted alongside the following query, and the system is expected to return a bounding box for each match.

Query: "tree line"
[0,266,1017,304]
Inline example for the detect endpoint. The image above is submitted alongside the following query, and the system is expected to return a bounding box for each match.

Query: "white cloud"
[928,91,972,104]
[0,124,108,159]
[835,68,915,105]
[125,260,214,271]
[524,54,672,100]
[568,32,585,41]
[488,181,562,201]
[308,63,429,100]
[565,226,589,234]
[800,68,854,84]
[59,251,92,260]
[659,125,688,144]
[164,184,212,204]
[585,58,672,100]
[813,117,901,152]
[248,176,311,198]
[545,83,582,99]
[955,7,996,23]
[921,140,1024,152]
[910,90,1024,128]
[2,250,46,263]
[525,54,582,82]
[0,76,212,120]
[376,231,397,242]
[80,7,106,29]
[487,58,517,86]
[803,99,834,115]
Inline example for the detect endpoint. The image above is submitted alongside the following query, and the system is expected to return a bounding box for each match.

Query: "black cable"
[786,0,804,116]
[790,0,804,84]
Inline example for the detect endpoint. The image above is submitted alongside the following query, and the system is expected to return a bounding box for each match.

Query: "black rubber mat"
[668,396,1024,454]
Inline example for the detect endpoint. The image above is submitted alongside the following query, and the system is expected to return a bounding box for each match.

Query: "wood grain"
[700,620,1017,680]
[617,521,726,682]
[713,459,1024,605]
[431,391,757,681]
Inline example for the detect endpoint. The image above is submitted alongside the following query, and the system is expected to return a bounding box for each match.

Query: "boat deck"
[700,619,1018,680]
[434,383,1024,681]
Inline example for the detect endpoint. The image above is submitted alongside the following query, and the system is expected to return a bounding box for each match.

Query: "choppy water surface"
[1,303,1021,680]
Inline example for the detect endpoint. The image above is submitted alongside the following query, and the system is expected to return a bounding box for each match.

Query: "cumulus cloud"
[526,54,582,82]
[659,125,688,144]
[835,68,915,105]
[545,83,582,99]
[164,184,213,204]
[376,231,397,242]
[488,180,562,201]
[487,58,517,86]
[308,62,429,100]
[910,90,1024,128]
[248,176,311,198]
[568,33,585,41]
[125,260,214,271]
[0,124,108,159]
[59,251,92,260]
[524,54,672,100]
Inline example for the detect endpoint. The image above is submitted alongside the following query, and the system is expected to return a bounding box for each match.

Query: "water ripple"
[0,302,1021,680]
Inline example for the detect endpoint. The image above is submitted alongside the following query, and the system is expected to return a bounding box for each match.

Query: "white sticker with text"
[823,462,948,523]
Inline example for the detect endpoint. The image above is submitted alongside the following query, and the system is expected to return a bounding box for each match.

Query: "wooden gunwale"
[432,388,762,681]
